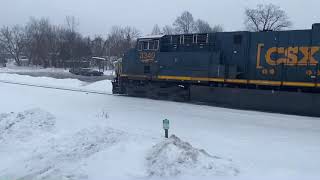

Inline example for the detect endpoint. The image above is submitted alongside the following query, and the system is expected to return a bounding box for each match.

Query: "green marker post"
[163,119,170,138]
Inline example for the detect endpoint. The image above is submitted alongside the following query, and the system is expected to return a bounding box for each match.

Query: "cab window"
[138,40,159,51]
[197,34,208,44]
[149,41,155,50]
[183,35,193,44]
[143,41,149,50]
[154,40,159,50]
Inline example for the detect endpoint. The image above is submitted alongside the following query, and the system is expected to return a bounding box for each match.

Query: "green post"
[163,119,170,138]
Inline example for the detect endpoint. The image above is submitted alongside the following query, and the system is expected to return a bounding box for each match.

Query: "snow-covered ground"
[0,65,114,75]
[0,62,69,73]
[0,73,320,180]
[0,73,111,94]
[0,63,115,82]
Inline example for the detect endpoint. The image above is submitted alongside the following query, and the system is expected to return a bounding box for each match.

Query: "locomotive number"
[261,68,276,76]
[139,52,155,63]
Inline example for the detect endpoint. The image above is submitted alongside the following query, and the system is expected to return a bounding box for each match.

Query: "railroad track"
[0,80,113,95]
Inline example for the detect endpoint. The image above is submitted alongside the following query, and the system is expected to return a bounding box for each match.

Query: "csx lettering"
[265,46,320,66]
[139,52,155,62]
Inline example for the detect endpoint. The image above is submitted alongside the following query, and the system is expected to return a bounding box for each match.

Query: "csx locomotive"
[112,24,320,117]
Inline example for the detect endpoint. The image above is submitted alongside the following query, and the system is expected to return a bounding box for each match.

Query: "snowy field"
[0,61,70,73]
[0,66,114,76]
[0,73,320,180]
[0,63,115,82]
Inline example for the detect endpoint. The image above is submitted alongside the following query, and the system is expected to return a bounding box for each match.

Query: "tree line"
[0,16,140,67]
[0,3,291,67]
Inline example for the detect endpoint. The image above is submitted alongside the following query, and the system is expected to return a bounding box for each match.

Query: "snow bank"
[146,135,239,177]
[103,70,115,76]
[0,73,111,93]
[0,64,69,73]
[0,73,84,87]
[1,126,126,180]
[83,80,112,93]
[1,109,240,179]
[0,108,55,144]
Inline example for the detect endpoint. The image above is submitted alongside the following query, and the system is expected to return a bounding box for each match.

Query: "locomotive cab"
[121,35,164,76]
[112,35,163,94]
[137,37,161,52]
[136,35,163,64]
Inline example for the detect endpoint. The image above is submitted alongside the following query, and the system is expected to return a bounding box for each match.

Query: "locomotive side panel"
[285,30,311,82]
[158,52,211,78]
[249,31,282,82]
[122,49,141,75]
[311,26,320,85]
[249,29,320,84]
[214,32,249,79]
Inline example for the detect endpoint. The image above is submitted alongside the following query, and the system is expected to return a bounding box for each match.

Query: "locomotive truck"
[112,24,320,117]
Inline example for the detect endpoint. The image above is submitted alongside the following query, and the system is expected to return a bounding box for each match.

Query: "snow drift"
[0,73,112,94]
[1,126,126,180]
[0,109,239,180]
[0,108,55,144]
[146,135,239,177]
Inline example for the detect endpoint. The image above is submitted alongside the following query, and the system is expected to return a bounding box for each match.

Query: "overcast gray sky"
[0,0,319,36]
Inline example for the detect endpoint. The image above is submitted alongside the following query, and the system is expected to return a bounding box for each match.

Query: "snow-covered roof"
[139,34,165,39]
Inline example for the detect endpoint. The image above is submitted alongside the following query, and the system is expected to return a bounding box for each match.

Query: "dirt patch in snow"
[0,108,55,143]
[146,135,239,177]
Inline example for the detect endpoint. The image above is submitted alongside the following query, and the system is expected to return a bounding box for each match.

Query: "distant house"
[91,56,117,70]
[90,57,106,71]
[19,56,29,66]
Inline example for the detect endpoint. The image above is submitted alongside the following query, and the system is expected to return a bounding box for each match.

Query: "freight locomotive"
[112,24,320,117]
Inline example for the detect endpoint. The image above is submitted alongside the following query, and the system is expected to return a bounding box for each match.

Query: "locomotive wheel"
[125,82,147,97]
[150,83,189,102]
[124,81,190,102]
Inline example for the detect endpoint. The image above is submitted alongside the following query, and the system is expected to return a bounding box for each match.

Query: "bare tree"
[65,16,79,33]
[47,25,64,67]
[245,3,292,32]
[173,11,196,34]
[212,25,224,32]
[151,24,162,35]
[0,45,6,66]
[106,26,140,57]
[123,26,140,52]
[91,36,106,57]
[162,25,175,35]
[194,19,224,33]
[63,16,81,61]
[24,17,55,66]
[0,25,25,66]
[123,26,140,43]
[195,19,212,33]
